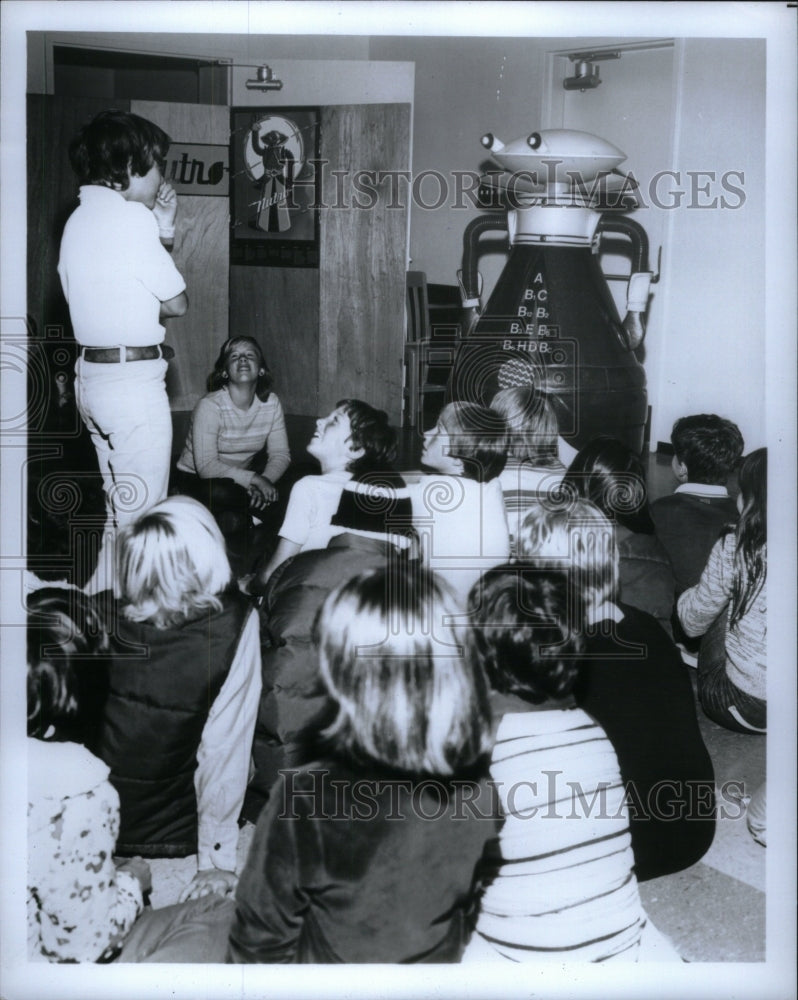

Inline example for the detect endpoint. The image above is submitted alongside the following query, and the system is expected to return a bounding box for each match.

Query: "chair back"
[406,271,431,342]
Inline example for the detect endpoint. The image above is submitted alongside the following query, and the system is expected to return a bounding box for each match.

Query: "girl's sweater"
[177,388,290,488]
[677,534,766,699]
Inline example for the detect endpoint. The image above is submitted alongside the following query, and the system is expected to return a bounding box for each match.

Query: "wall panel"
[132,100,229,410]
[229,265,320,417]
[318,103,411,424]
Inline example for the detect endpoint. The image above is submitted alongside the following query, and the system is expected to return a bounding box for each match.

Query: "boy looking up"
[252,399,411,587]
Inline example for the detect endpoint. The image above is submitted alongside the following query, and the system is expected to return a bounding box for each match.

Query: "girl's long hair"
[208,336,273,400]
[315,564,492,776]
[561,435,655,535]
[728,448,767,628]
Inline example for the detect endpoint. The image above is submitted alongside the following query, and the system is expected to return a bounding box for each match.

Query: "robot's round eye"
[527,132,542,150]
[480,133,494,148]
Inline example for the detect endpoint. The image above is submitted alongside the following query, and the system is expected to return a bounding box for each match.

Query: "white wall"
[652,38,766,449]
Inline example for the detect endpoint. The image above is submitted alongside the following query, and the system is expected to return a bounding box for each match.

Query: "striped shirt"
[463,704,647,962]
[177,388,290,489]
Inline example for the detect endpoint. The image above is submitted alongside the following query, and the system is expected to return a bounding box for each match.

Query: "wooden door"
[27,94,123,340]
[230,102,412,423]
[131,100,229,411]
[318,103,411,423]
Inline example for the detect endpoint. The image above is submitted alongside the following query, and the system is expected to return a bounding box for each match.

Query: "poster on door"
[229,106,320,267]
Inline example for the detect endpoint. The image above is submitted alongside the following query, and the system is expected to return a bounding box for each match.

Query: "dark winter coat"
[244,533,412,823]
[95,591,250,856]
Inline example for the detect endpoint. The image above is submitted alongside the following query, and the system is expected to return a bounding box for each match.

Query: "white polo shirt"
[58,185,186,347]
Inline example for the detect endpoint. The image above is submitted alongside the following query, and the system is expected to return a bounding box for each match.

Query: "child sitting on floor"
[678,448,767,734]
[117,564,500,963]
[410,401,510,606]
[250,398,412,589]
[489,386,565,556]
[460,567,679,962]
[27,587,151,962]
[92,495,261,903]
[562,435,675,634]
[650,413,743,594]
[517,499,716,882]
[173,335,291,559]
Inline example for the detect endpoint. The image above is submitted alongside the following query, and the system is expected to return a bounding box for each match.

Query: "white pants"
[74,356,172,592]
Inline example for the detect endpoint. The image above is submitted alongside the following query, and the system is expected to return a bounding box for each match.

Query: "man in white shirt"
[58,110,188,589]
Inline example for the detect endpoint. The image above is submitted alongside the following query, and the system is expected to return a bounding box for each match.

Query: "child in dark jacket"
[650,413,743,594]
[241,531,412,823]
[229,564,499,963]
[93,496,261,903]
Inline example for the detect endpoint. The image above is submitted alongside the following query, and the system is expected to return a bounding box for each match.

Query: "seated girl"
[93,495,261,902]
[517,499,716,882]
[27,587,151,962]
[489,386,565,555]
[461,567,676,962]
[174,336,290,551]
[561,435,675,634]
[677,448,767,733]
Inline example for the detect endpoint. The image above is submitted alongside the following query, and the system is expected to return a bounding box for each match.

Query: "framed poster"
[230,106,320,267]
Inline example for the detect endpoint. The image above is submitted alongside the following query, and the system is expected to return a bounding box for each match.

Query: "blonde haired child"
[227,564,499,963]
[410,401,510,606]
[490,387,566,556]
[94,496,261,903]
[117,494,232,626]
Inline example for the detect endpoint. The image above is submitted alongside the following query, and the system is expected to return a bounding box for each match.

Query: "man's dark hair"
[68,109,170,190]
[671,414,744,485]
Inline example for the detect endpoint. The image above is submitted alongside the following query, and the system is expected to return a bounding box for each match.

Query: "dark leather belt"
[80,344,175,363]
